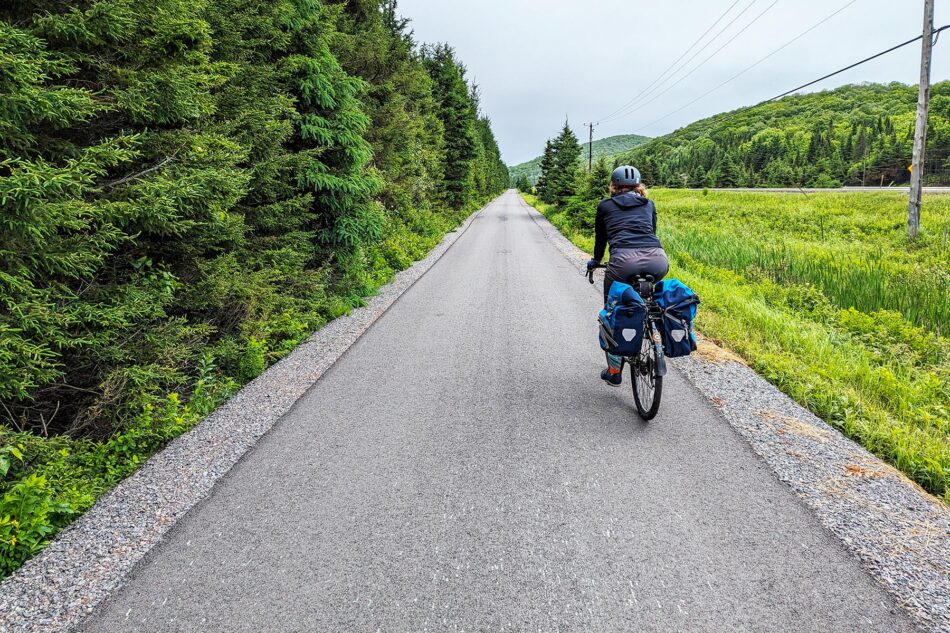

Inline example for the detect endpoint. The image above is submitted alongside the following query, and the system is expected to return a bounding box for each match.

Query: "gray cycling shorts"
[604,247,670,299]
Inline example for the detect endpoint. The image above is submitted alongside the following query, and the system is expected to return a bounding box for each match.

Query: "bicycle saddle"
[627,275,657,298]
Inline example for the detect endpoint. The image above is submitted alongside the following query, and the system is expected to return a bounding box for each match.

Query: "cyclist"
[587,166,670,386]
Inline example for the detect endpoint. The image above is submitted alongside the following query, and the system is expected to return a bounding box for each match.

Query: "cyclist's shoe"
[601,367,622,387]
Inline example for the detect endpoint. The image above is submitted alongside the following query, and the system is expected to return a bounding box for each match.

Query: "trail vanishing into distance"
[81,193,914,632]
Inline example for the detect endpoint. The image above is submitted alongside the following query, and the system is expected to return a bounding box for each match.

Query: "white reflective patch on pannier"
[622,328,637,342]
[671,329,687,342]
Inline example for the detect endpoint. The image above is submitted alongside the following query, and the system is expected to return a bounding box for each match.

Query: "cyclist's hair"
[615,183,649,198]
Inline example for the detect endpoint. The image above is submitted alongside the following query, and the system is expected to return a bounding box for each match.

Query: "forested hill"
[510,134,650,184]
[0,0,507,577]
[622,82,950,188]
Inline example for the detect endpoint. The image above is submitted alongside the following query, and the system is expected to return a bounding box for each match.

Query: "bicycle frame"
[637,299,668,378]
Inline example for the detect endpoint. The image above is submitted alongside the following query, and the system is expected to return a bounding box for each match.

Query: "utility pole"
[586,123,595,171]
[908,0,934,238]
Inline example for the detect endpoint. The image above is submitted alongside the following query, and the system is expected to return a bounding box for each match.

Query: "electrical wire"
[762,26,947,103]
[598,0,780,125]
[626,0,860,130]
[594,0,745,124]
[631,23,949,134]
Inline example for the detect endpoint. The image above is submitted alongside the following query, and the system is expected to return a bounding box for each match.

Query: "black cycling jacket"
[593,192,661,262]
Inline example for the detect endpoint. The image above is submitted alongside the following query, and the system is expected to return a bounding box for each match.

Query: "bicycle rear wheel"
[631,326,663,420]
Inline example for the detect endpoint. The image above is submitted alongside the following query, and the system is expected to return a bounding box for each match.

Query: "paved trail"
[84,191,915,632]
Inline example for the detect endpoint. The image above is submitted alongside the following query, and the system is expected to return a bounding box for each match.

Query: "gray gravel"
[0,204,487,633]
[520,194,950,632]
[79,192,915,632]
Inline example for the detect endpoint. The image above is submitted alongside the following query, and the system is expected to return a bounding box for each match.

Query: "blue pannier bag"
[599,281,646,357]
[655,279,700,358]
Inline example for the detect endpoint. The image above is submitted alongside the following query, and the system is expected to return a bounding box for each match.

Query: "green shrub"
[239,338,267,383]
[0,474,73,576]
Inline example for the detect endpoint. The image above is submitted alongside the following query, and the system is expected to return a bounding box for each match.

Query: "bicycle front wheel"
[631,327,663,421]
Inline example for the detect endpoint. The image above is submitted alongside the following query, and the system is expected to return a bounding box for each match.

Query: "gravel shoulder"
[519,194,950,633]
[0,204,489,633]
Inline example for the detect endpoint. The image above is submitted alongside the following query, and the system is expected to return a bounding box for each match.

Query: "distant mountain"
[509,134,651,185]
[618,81,950,188]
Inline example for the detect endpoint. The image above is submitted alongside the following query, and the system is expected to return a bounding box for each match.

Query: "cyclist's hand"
[586,258,599,272]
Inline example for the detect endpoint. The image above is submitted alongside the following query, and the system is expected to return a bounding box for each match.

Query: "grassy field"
[525,190,949,503]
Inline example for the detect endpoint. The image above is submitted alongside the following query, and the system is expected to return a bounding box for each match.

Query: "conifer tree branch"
[103,154,177,189]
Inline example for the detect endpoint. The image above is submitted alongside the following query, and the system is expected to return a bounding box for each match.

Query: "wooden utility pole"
[908,0,934,238]
[586,123,595,171]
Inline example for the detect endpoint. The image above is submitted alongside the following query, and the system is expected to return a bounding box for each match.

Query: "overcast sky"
[397,0,950,165]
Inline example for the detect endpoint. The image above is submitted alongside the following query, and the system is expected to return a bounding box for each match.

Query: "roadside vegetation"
[524,183,949,504]
[621,82,950,188]
[0,0,507,578]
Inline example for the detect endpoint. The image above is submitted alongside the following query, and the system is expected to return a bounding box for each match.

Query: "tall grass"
[653,191,950,335]
[661,228,948,335]
[526,190,950,503]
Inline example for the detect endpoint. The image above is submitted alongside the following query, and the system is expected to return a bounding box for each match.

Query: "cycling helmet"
[611,165,641,187]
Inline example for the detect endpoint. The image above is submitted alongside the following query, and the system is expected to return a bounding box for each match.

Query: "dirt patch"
[694,339,747,365]
[757,409,830,443]
[845,464,886,479]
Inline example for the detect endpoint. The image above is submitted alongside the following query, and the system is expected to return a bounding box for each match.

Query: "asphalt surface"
[83,191,916,632]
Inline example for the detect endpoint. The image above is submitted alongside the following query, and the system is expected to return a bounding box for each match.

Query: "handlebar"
[585,263,606,284]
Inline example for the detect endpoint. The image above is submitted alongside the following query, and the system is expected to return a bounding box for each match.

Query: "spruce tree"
[422,44,478,209]
[550,121,582,206]
[535,139,556,203]
[584,158,612,200]
[329,0,445,217]
[474,115,510,197]
[0,0,244,432]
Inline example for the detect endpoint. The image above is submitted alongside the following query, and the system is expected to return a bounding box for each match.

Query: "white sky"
[396,0,950,165]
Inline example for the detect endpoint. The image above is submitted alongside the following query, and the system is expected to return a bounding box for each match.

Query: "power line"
[599,0,780,125]
[764,27,946,103]
[598,0,766,124]
[594,0,745,124]
[631,23,948,137]
[627,0,861,132]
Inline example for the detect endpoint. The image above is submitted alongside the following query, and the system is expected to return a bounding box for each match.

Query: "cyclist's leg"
[603,269,618,303]
[605,351,623,372]
[602,266,625,382]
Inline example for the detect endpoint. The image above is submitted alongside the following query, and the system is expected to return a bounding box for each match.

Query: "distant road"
[693,187,950,194]
[81,192,915,632]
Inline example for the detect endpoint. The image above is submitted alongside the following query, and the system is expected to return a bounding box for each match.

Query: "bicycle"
[587,264,668,420]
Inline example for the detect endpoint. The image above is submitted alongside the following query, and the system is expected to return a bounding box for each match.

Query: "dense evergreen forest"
[508,134,650,186]
[0,0,507,575]
[622,82,950,188]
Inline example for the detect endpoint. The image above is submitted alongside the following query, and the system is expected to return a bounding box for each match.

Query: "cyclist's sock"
[601,367,623,386]
[606,353,623,373]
